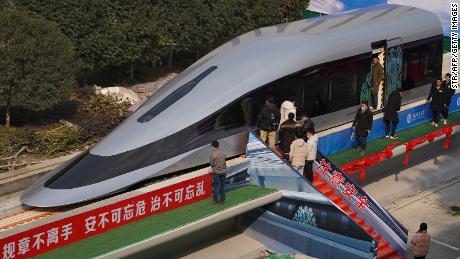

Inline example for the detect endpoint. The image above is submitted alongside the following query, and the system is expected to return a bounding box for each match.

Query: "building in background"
[306,0,453,36]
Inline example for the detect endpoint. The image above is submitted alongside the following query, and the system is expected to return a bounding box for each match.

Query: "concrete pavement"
[361,137,460,259]
[362,140,460,208]
[388,178,460,259]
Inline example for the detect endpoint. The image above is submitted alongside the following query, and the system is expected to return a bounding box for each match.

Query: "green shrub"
[79,94,130,138]
[0,126,29,157]
[35,125,82,157]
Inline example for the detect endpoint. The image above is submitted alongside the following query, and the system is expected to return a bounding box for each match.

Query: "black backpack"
[266,108,280,131]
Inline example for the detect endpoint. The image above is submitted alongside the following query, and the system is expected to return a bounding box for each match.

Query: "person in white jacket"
[280,97,296,125]
[289,131,308,174]
[304,129,318,182]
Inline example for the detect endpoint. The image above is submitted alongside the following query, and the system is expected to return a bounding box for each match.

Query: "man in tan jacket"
[371,56,384,110]
[410,223,430,259]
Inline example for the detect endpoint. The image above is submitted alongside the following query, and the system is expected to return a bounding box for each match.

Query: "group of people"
[351,88,401,155]
[210,84,444,259]
[352,73,455,155]
[208,95,318,203]
[256,95,318,182]
[254,70,457,172]
[427,73,455,127]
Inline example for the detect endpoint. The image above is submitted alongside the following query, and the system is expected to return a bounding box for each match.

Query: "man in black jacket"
[384,90,402,139]
[441,73,455,125]
[352,101,373,155]
[257,95,280,149]
[298,114,315,137]
[279,112,298,155]
[427,79,445,128]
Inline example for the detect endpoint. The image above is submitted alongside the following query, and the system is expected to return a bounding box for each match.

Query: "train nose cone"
[21,184,79,208]
[20,148,198,207]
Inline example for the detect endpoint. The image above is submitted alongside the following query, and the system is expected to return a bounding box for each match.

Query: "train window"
[330,73,355,111]
[226,53,371,122]
[299,70,329,117]
[137,66,218,123]
[401,36,443,91]
[298,54,369,117]
[329,57,368,112]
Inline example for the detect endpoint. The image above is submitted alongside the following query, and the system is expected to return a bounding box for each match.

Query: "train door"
[359,41,386,109]
[384,38,403,103]
[371,40,386,110]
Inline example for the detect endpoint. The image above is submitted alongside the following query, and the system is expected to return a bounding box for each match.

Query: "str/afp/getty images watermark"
[452,3,458,89]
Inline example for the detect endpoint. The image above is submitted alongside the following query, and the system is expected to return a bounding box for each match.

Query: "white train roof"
[93,4,442,156]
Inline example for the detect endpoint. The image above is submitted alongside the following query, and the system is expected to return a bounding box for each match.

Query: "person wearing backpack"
[257,95,280,149]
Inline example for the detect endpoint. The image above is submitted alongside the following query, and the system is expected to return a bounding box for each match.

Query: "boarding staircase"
[312,172,403,259]
[273,146,404,259]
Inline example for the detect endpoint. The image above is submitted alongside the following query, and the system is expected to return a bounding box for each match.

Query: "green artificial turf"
[329,110,460,166]
[37,185,276,259]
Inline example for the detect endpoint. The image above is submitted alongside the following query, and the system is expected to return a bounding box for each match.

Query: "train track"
[0,210,57,231]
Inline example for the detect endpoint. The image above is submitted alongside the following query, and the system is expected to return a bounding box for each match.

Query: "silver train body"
[21,4,442,207]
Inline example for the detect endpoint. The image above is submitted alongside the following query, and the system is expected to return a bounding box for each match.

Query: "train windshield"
[137,66,217,123]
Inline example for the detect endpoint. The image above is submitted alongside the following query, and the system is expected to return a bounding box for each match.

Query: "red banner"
[1,174,212,259]
[341,122,460,179]
[340,142,401,181]
[404,122,460,166]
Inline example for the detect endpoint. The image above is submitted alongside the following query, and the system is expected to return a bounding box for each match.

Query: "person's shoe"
[434,123,438,128]
[431,122,435,126]
[390,135,399,139]
[443,119,447,125]
[360,150,366,156]
[385,135,390,138]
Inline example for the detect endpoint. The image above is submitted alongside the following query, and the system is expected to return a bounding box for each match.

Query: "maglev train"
[21,4,443,207]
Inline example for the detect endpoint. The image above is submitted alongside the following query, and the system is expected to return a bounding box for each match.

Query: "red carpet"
[313,173,404,259]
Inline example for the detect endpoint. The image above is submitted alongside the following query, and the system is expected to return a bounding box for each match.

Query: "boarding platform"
[313,93,460,184]
[330,110,460,166]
